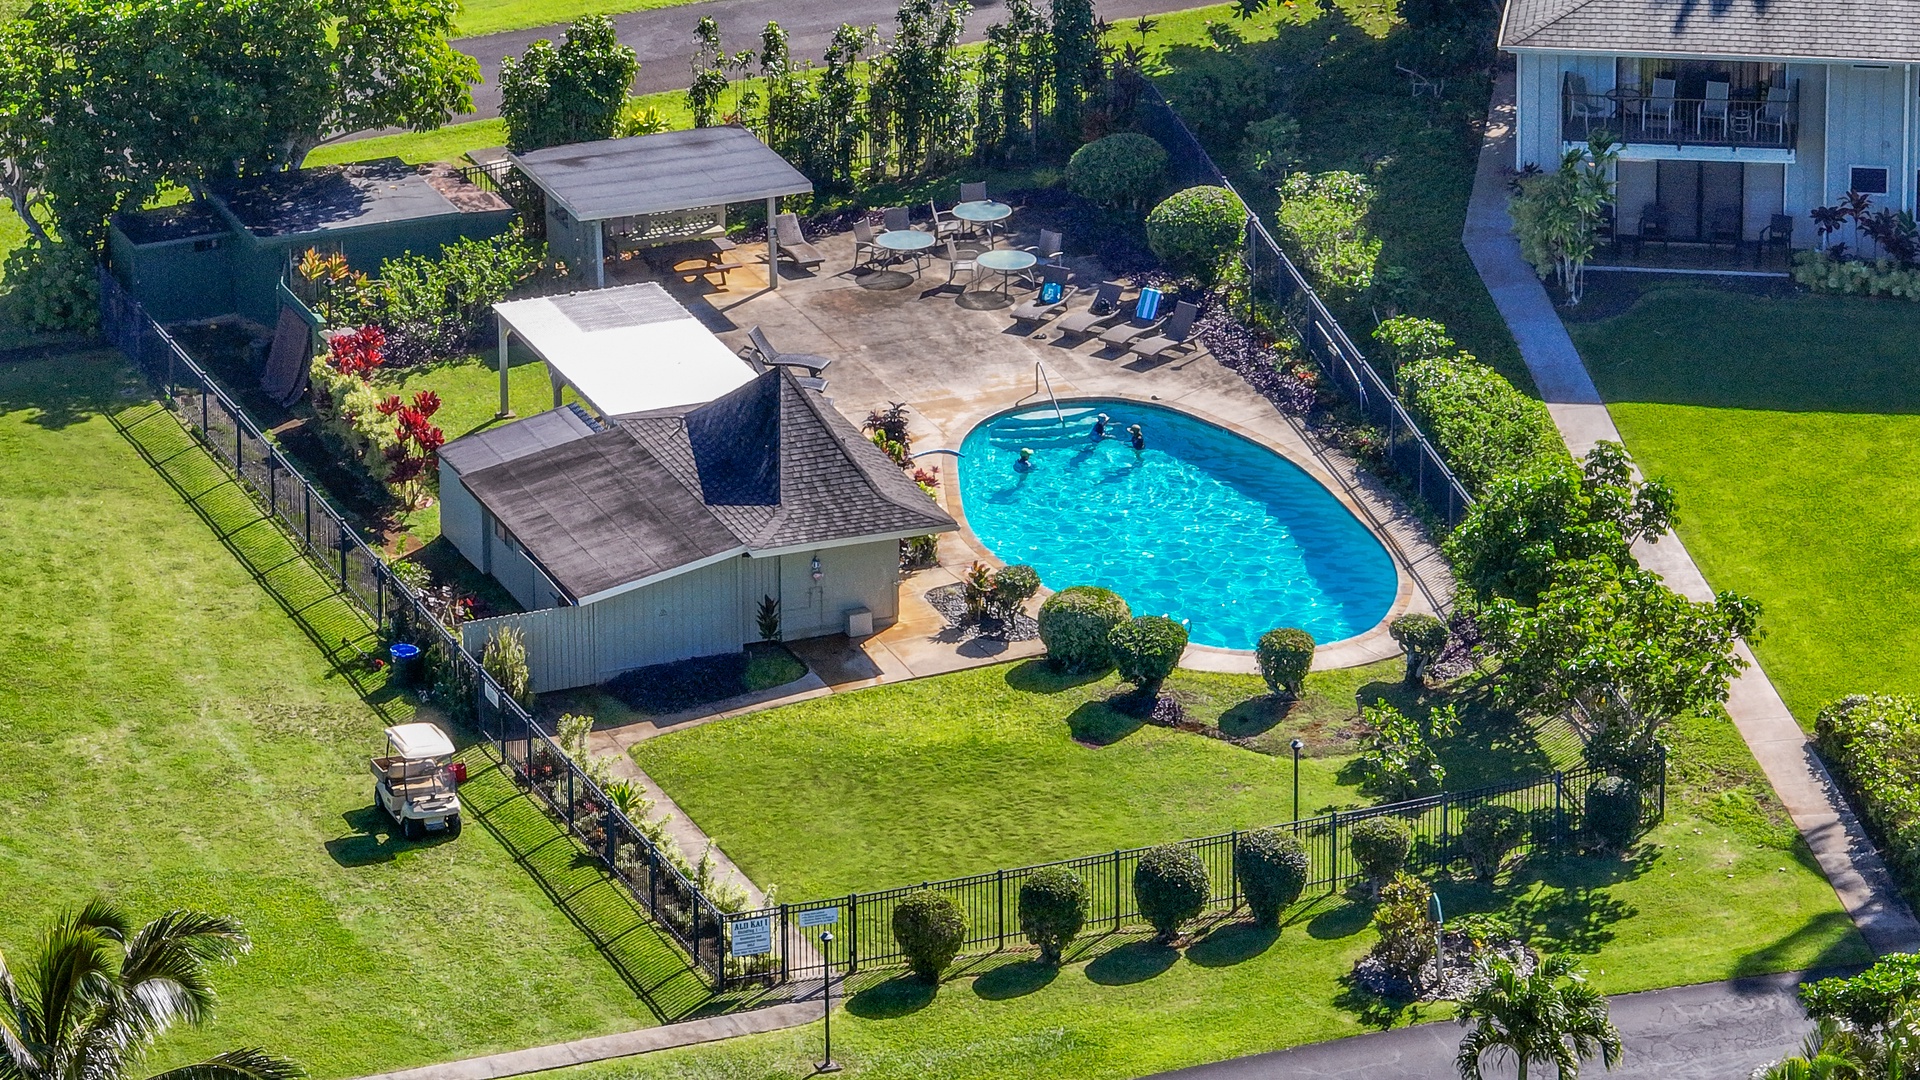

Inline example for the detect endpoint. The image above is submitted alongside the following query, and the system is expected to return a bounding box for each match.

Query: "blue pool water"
[957,401,1397,650]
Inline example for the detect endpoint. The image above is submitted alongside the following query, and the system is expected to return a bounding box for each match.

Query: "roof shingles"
[1499,0,1920,62]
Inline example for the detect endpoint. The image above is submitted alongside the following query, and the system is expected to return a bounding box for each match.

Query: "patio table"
[875,229,936,275]
[952,200,1013,241]
[966,249,1037,309]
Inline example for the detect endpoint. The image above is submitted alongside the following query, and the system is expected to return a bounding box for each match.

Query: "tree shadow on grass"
[1005,658,1110,694]
[1186,921,1279,967]
[972,960,1059,1000]
[1306,897,1375,940]
[1735,910,1872,978]
[1085,940,1179,985]
[1066,701,1143,746]
[1218,695,1289,739]
[847,975,937,1019]
[1500,848,1655,956]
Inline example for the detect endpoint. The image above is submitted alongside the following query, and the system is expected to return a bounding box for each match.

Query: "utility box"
[846,607,874,638]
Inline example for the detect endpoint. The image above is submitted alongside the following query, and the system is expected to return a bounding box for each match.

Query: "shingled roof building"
[1499,0,1920,259]
[440,369,956,691]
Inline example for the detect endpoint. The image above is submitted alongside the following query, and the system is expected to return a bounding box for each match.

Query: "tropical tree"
[0,900,301,1080]
[1456,954,1622,1080]
[499,15,639,152]
[1754,1018,1882,1079]
[1510,133,1618,305]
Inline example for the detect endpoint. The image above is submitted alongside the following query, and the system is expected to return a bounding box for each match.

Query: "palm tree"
[1456,954,1623,1080]
[0,899,302,1080]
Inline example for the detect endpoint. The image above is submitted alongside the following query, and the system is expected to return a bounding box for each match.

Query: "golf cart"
[371,722,462,839]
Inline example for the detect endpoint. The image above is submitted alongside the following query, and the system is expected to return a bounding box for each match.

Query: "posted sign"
[797,907,839,928]
[729,916,773,957]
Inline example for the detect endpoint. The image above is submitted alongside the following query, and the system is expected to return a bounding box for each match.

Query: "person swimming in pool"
[1092,412,1109,438]
[1016,446,1035,471]
[1128,424,1145,450]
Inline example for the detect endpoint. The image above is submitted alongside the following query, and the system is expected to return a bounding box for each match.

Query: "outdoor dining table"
[970,249,1037,307]
[951,199,1013,240]
[875,228,936,274]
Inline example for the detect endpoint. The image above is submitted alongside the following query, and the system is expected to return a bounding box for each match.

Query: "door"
[1654,160,1745,242]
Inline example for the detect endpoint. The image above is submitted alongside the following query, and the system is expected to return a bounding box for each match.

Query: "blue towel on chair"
[1134,287,1162,321]
[1041,281,1063,303]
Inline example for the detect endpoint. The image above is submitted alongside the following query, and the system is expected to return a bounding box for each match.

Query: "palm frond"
[144,1048,304,1080]
[0,954,46,1080]
[109,912,251,1041]
[22,914,119,1065]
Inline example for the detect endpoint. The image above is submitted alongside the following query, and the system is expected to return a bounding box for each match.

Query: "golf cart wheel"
[446,814,462,838]
[403,816,424,841]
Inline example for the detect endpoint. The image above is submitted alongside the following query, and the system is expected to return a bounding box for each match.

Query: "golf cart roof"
[385,723,455,759]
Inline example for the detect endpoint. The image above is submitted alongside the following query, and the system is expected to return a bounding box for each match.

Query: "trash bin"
[388,642,421,685]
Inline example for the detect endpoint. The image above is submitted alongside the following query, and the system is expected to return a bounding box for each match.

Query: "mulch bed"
[924,582,1040,642]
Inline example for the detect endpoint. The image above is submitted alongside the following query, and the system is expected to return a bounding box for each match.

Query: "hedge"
[1816,694,1920,899]
[1792,249,1920,300]
[1234,828,1308,926]
[1146,185,1246,286]
[1066,133,1167,209]
[1134,843,1209,941]
[892,890,968,982]
[1038,585,1131,672]
[1109,615,1189,689]
[1397,351,1566,495]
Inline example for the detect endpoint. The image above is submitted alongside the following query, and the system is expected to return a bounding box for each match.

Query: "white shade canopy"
[385,722,455,759]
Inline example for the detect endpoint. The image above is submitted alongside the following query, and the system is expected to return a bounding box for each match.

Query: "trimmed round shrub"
[1038,585,1132,673]
[1146,185,1246,285]
[1348,816,1412,898]
[1108,615,1188,690]
[1461,803,1528,882]
[1018,866,1088,964]
[1584,775,1642,853]
[990,564,1042,623]
[1256,627,1315,696]
[1066,133,1168,208]
[1134,843,1209,941]
[1234,828,1308,926]
[1388,613,1449,684]
[891,889,968,982]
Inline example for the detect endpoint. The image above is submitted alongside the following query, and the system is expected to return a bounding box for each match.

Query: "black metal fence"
[1143,85,1474,528]
[727,757,1664,984]
[97,267,732,989]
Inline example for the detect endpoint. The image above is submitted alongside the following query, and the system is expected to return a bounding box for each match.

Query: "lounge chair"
[1097,289,1169,348]
[1009,265,1077,327]
[1126,301,1201,360]
[773,213,825,271]
[743,326,833,378]
[1055,282,1128,337]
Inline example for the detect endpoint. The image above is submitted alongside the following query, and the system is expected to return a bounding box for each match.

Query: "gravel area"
[925,583,1040,642]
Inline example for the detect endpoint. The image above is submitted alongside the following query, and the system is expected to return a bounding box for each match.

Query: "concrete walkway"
[1153,970,1828,1079]
[1463,70,1920,957]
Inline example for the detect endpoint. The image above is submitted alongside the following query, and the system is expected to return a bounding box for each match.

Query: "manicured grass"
[453,0,698,40]
[585,696,1862,1080]
[0,353,708,1079]
[1567,281,1920,721]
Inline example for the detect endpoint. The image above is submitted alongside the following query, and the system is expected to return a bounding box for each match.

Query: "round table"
[965,249,1038,309]
[952,200,1013,240]
[875,229,936,275]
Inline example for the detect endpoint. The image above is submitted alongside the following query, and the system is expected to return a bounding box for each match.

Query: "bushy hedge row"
[1792,250,1920,300]
[1396,351,1566,494]
[1815,695,1920,897]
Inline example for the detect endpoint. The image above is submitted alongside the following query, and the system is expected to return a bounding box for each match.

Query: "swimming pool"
[957,401,1397,650]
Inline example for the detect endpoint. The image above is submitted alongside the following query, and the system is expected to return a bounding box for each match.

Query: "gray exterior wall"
[460,540,904,692]
[440,462,567,612]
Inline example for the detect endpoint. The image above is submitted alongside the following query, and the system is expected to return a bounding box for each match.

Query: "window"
[1851,166,1890,195]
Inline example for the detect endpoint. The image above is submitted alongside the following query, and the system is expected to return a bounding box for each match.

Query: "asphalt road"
[449,0,1204,121]
[1151,970,1828,1080]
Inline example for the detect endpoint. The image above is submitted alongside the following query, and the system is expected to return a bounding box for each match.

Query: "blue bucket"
[389,642,421,684]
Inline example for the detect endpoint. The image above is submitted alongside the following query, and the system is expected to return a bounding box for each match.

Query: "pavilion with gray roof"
[509,127,813,289]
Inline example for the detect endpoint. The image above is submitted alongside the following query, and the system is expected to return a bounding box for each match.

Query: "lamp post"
[1290,739,1304,824]
[816,931,841,1073]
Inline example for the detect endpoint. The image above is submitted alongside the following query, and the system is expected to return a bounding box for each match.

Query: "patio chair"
[940,241,984,291]
[882,206,913,233]
[1707,205,1741,251]
[1054,282,1129,337]
[853,219,883,269]
[1759,213,1793,266]
[773,213,825,271]
[743,326,833,378]
[1564,72,1611,130]
[928,200,966,240]
[959,181,988,203]
[1021,229,1064,267]
[1644,77,1677,134]
[1009,265,1077,327]
[1097,289,1170,349]
[1125,301,1201,361]
[1757,85,1792,144]
[1698,80,1730,138]
[1627,202,1670,256]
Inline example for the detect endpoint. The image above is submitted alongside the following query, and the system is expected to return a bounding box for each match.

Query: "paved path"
[1154,970,1825,1079]
[448,0,1200,124]
[1462,70,1920,958]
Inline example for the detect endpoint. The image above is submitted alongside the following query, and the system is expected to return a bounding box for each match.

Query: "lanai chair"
[941,241,981,291]
[960,181,988,202]
[773,213,825,271]
[1055,282,1129,338]
[1097,289,1170,349]
[1563,72,1611,134]
[1757,85,1793,144]
[882,206,914,233]
[1698,80,1730,139]
[1126,301,1202,361]
[742,326,832,391]
[1009,265,1077,329]
[853,219,883,269]
[928,200,966,241]
[1707,205,1741,252]
[1759,213,1794,267]
[1019,229,1064,285]
[1644,77,1678,135]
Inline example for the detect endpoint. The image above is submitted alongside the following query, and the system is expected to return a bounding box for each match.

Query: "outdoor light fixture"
[810,556,823,581]
[1291,739,1305,824]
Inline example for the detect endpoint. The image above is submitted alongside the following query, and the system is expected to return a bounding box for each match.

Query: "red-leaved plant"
[380,389,445,507]
[329,326,387,378]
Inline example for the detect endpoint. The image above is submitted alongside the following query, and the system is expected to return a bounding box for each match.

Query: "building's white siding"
[461,541,904,692]
[1783,63,1830,227]
[1823,62,1911,234]
[439,459,486,572]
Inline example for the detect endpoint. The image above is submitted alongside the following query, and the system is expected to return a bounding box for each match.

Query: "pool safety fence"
[724,754,1665,987]
[98,266,735,990]
[1141,85,1475,529]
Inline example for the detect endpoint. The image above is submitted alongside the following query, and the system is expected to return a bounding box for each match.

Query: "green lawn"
[634,660,1578,900]
[589,692,1862,1080]
[1567,281,1920,721]
[0,352,713,1079]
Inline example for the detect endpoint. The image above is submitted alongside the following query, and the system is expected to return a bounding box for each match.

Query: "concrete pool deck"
[619,227,1454,677]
